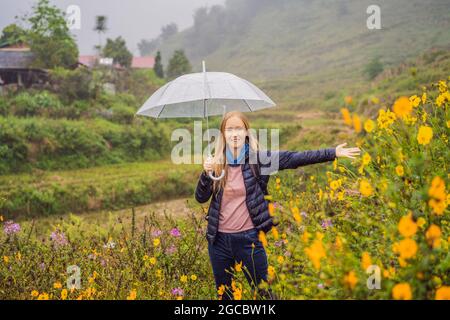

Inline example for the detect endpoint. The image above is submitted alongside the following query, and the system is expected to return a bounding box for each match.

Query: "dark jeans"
[208,227,275,300]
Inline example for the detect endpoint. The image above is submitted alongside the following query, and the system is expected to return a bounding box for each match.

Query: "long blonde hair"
[210,111,260,194]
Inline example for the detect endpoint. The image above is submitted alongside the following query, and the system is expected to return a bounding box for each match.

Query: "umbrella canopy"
[135,70,275,118]
[135,61,276,180]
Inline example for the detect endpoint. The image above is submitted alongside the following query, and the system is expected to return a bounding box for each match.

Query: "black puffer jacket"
[195,147,336,245]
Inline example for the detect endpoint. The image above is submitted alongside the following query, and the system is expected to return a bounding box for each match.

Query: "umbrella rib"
[243,99,253,112]
[156,105,165,118]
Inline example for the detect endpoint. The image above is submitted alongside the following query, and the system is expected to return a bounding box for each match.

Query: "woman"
[195,111,360,300]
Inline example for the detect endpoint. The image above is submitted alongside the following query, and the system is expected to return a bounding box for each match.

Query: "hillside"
[157,0,450,106]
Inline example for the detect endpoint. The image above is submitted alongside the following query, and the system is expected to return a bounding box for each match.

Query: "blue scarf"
[226,143,249,165]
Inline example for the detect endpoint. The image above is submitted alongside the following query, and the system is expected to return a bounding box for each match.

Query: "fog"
[0,0,225,55]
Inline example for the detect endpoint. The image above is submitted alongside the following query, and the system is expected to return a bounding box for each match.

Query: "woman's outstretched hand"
[335,143,361,159]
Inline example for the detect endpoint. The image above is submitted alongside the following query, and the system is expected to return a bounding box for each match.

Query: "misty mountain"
[156,0,450,84]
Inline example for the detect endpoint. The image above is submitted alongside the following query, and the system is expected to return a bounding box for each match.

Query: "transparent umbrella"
[135,61,276,180]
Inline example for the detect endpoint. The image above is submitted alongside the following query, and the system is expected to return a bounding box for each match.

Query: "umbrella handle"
[208,169,225,181]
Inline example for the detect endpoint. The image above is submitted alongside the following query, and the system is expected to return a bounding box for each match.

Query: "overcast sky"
[0,0,225,55]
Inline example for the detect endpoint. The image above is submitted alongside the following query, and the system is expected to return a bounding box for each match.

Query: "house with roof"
[0,42,49,88]
[77,55,155,70]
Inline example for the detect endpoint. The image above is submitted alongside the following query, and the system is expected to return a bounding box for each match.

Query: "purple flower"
[301,211,308,218]
[50,230,68,247]
[171,287,184,296]
[165,244,177,255]
[170,228,181,237]
[321,219,333,229]
[273,202,284,211]
[317,283,325,289]
[3,220,20,235]
[274,240,283,247]
[151,229,162,237]
[39,262,46,270]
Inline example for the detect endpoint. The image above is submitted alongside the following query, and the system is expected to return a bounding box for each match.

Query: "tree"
[160,23,178,40]
[153,51,164,78]
[364,57,384,80]
[137,38,159,56]
[102,36,133,69]
[166,49,191,80]
[24,0,79,69]
[0,24,28,46]
[94,16,108,55]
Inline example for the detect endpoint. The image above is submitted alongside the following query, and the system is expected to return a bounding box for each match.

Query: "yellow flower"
[330,179,340,191]
[258,231,268,247]
[417,125,433,145]
[217,284,225,296]
[425,224,441,249]
[392,283,412,300]
[397,238,418,260]
[409,95,421,107]
[417,217,426,229]
[180,275,188,283]
[393,96,413,119]
[359,179,373,197]
[377,109,396,131]
[304,238,326,270]
[268,202,275,216]
[343,271,358,290]
[291,206,302,223]
[37,292,49,300]
[267,266,276,280]
[361,153,371,166]
[233,287,242,300]
[435,286,450,300]
[31,290,39,297]
[190,274,197,281]
[334,236,343,251]
[422,92,427,104]
[398,212,417,238]
[277,256,285,264]
[341,108,352,126]
[153,238,160,247]
[302,231,310,244]
[428,176,447,215]
[353,114,362,133]
[126,289,137,300]
[3,256,9,264]
[271,227,279,240]
[234,261,242,272]
[364,119,375,133]
[438,80,448,93]
[436,92,450,107]
[61,289,68,300]
[53,282,62,289]
[149,257,157,265]
[395,165,404,177]
[361,252,372,271]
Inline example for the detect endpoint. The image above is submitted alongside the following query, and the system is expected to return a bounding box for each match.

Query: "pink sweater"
[218,165,255,233]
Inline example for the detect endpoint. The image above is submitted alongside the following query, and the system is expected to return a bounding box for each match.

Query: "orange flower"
[361,252,372,271]
[392,283,412,300]
[392,96,413,119]
[398,212,417,238]
[425,224,441,248]
[435,286,450,300]
[343,271,358,290]
[397,238,418,260]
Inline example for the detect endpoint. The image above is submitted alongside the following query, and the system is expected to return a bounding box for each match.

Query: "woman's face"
[224,116,247,149]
